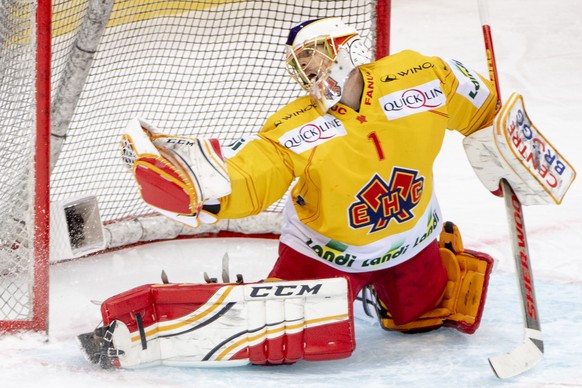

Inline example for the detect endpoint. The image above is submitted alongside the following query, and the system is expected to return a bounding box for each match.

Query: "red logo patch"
[348,168,424,232]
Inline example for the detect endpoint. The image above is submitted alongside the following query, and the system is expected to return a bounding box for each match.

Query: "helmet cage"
[285,34,353,92]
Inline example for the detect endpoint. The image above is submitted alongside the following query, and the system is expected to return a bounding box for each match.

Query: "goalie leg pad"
[377,221,493,334]
[439,221,494,334]
[87,278,354,368]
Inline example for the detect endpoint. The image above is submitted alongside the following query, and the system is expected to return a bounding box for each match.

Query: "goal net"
[0,0,390,332]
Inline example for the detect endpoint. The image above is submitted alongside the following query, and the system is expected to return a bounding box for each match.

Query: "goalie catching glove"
[120,118,231,228]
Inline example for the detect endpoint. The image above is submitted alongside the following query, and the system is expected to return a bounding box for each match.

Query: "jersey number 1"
[368,131,385,160]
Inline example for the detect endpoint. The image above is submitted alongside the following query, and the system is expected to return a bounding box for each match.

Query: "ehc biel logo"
[348,168,424,232]
[323,77,341,100]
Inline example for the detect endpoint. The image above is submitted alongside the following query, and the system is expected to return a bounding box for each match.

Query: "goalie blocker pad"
[81,278,354,368]
[463,93,575,205]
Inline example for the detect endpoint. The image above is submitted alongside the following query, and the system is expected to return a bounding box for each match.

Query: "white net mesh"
[0,0,37,322]
[49,0,380,253]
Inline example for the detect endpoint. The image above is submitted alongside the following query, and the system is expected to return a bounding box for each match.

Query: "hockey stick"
[477,0,544,378]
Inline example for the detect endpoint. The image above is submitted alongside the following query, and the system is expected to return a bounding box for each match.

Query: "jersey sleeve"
[217,132,295,219]
[434,57,499,136]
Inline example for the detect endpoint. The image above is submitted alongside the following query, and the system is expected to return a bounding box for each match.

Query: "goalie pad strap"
[99,278,354,368]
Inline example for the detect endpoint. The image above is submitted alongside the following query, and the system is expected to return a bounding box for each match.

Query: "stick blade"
[489,334,544,379]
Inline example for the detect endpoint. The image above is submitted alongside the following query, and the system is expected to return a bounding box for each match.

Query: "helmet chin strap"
[310,37,369,115]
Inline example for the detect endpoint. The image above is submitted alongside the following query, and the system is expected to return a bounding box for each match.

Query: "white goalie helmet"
[285,17,371,113]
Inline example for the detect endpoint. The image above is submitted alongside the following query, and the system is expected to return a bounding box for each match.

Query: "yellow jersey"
[218,50,498,273]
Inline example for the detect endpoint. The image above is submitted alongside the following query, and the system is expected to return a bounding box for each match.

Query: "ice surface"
[2,0,582,386]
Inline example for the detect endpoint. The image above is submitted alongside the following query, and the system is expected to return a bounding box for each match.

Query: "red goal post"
[0,0,391,333]
[0,1,51,333]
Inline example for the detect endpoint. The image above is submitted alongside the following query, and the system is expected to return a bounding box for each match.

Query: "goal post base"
[50,195,106,263]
